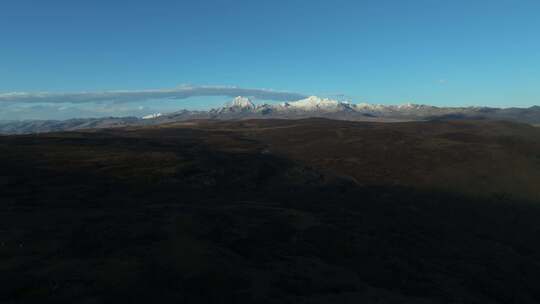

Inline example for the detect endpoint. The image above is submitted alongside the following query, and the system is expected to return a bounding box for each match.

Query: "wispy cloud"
[0,103,163,121]
[0,85,307,104]
[438,79,448,85]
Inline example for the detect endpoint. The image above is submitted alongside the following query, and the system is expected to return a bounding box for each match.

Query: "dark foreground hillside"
[1,119,540,303]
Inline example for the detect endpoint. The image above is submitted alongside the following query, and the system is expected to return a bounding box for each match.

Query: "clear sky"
[1,0,539,119]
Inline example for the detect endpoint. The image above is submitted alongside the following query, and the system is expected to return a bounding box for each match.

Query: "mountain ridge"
[2,96,540,134]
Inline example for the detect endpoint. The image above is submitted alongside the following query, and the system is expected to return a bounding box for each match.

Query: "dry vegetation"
[2,119,540,303]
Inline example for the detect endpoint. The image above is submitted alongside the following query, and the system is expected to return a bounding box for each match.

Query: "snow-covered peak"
[215,95,434,115]
[398,102,418,109]
[353,102,432,112]
[228,96,255,110]
[395,103,433,110]
[142,113,162,119]
[286,96,340,111]
[354,103,384,110]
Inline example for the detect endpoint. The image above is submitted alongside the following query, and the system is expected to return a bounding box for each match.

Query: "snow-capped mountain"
[282,96,341,111]
[217,96,357,115]
[208,96,540,123]
[223,96,256,111]
[3,95,540,134]
[215,96,435,116]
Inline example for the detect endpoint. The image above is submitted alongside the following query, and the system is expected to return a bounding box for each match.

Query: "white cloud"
[0,85,307,104]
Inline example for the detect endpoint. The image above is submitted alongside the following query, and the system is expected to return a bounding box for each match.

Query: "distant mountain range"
[2,96,540,134]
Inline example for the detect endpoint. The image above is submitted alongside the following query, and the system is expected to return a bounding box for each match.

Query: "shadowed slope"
[160,119,540,201]
[2,119,540,303]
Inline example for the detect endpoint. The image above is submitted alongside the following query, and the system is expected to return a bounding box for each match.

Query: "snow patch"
[142,113,162,119]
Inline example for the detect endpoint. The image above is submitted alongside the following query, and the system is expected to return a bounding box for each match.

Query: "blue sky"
[1,0,539,119]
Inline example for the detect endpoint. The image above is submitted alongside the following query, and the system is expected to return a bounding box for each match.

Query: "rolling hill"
[2,118,540,303]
